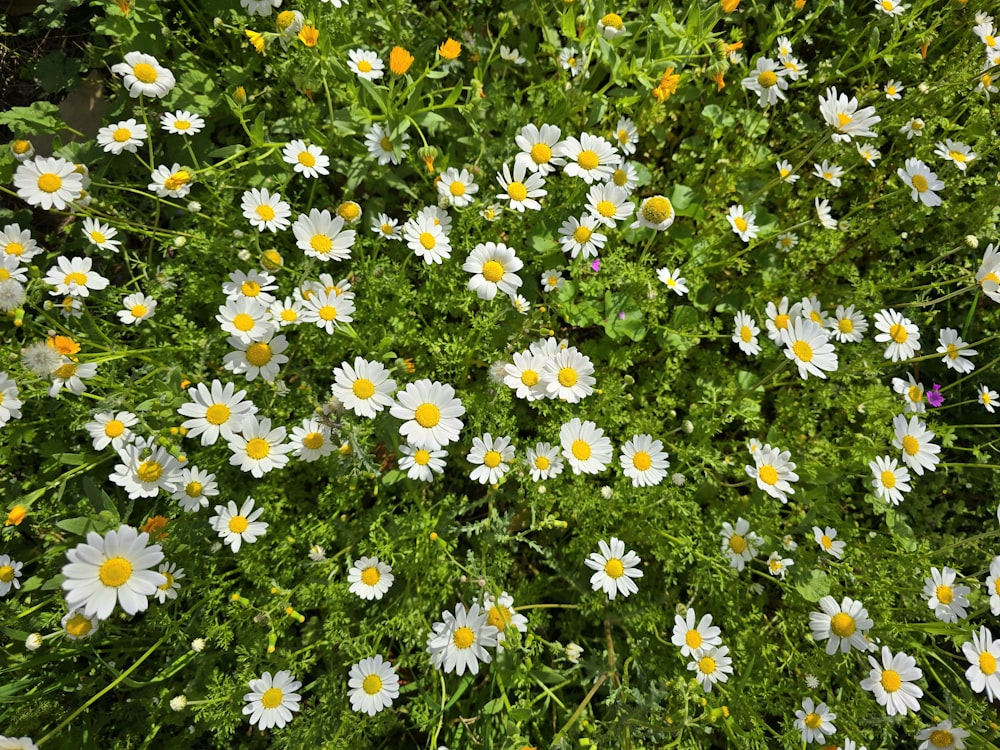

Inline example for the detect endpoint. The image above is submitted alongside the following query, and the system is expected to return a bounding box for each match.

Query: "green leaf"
[33,52,83,95]
[669,184,703,220]
[794,569,831,603]
[56,516,97,537]
[0,102,63,134]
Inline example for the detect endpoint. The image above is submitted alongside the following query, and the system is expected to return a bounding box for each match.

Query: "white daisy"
[483,590,528,650]
[282,139,330,178]
[869,455,911,505]
[43,256,109,297]
[766,551,794,579]
[558,214,606,259]
[177,379,257,445]
[398,443,447,481]
[48,358,97,397]
[978,384,999,413]
[117,292,157,325]
[671,609,722,657]
[364,123,409,166]
[688,645,733,693]
[726,204,758,242]
[745,444,798,503]
[815,197,838,229]
[857,141,882,166]
[540,269,565,293]
[495,160,546,212]
[776,159,799,184]
[348,556,394,600]
[300,289,355,333]
[631,195,674,231]
[331,357,396,418]
[210,497,268,553]
[160,110,205,136]
[809,595,874,654]
[402,215,451,264]
[242,188,292,233]
[558,47,586,77]
[228,417,292,478]
[371,212,401,240]
[81,217,121,251]
[426,602,499,676]
[795,699,837,744]
[741,57,788,107]
[892,414,940,475]
[437,166,479,207]
[543,347,595,403]
[812,526,846,559]
[108,443,181,499]
[348,655,399,715]
[288,418,335,462]
[61,609,100,640]
[897,158,944,207]
[657,267,688,296]
[61,525,166,620]
[559,418,612,474]
[720,517,761,571]
[514,123,564,176]
[96,119,147,154]
[732,311,761,355]
[828,304,867,343]
[390,379,465,450]
[875,0,907,15]
[216,298,274,343]
[293,208,356,261]
[936,327,977,373]
[153,562,184,604]
[873,308,920,361]
[463,242,524,300]
[782,318,838,379]
[348,48,384,80]
[962,626,1000,702]
[171,466,218,512]
[0,223,41,261]
[223,330,289,382]
[110,52,175,98]
[585,182,633,228]
[776,230,799,250]
[555,132,621,184]
[585,537,643,600]
[619,434,669,487]
[916,720,970,750]
[900,117,925,139]
[85,411,138,451]
[147,163,193,198]
[467,433,515,485]
[923,566,970,623]
[818,85,881,142]
[861,646,923,716]
[525,442,563,481]
[0,554,23,597]
[242,670,301,730]
[813,159,844,188]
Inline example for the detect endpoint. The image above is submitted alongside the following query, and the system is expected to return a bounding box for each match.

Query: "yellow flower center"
[573,225,593,243]
[113,127,132,143]
[54,363,77,379]
[612,169,628,186]
[507,181,528,201]
[804,712,822,730]
[361,566,381,586]
[233,313,255,332]
[89,229,108,244]
[0,565,14,583]
[557,367,578,387]
[482,260,505,283]
[483,450,502,468]
[302,432,324,450]
[740,326,753,343]
[98,556,133,587]
[362,674,383,695]
[12,140,31,154]
[414,403,441,428]
[246,343,272,366]
[571,439,591,460]
[487,604,512,631]
[880,669,901,692]
[164,170,191,191]
[280,309,298,322]
[65,272,88,286]
[983,652,999,675]
[104,419,125,437]
[881,0,893,8]
[206,404,231,425]
[889,323,908,343]
[173,120,191,131]
[530,143,552,164]
[255,204,276,221]
[911,174,929,193]
[757,70,778,87]
[260,687,283,709]
[418,232,436,250]
[65,612,93,637]
[901,435,920,456]
[338,202,360,221]
[820,535,833,550]
[413,449,431,465]
[946,344,960,360]
[793,340,814,362]
[352,378,376,399]
[929,730,955,748]
[577,150,600,170]
[642,197,672,224]
[310,234,333,254]
[698,656,717,675]
[596,200,616,218]
[936,584,953,604]
[245,437,270,460]
[185,481,203,497]
[534,455,550,470]
[318,305,337,321]
[380,136,393,152]
[137,460,163,483]
[734,217,748,233]
[758,464,778,485]
[604,558,624,578]
[297,151,316,167]
[728,534,746,553]
[601,12,623,29]
[453,626,475,649]
[774,313,790,330]
[228,515,249,533]
[520,370,539,387]
[632,451,652,471]
[276,10,296,29]
[159,571,175,590]
[358,60,373,73]
[131,304,148,318]
[449,181,466,196]
[685,629,702,649]
[881,470,897,488]
[132,62,158,83]
[835,112,853,129]
[4,242,24,256]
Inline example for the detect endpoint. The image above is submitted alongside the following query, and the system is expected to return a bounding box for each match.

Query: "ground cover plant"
[1,0,1000,747]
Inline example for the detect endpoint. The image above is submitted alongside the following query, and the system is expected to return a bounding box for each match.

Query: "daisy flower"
[860,646,924,717]
[288,418,335,462]
[282,140,330,178]
[558,214,606,259]
[242,671,301,731]
[502,350,546,401]
[720,517,761,571]
[732,311,761,355]
[210,497,268,552]
[242,188,291,233]
[897,158,944,207]
[779,55,808,80]
[726,204,758,242]
[776,159,799,183]
[513,123,564,176]
[900,117,925,139]
[62,609,99,640]
[875,0,907,14]
[962,626,1000,701]
[782,318,838,379]
[526,442,563,481]
[348,556,394,600]
[828,304,867,343]
[560,418,612,474]
[813,160,844,188]
[117,292,157,325]
[348,49,384,80]
[916,720,970,750]
[884,79,904,99]
[775,231,798,251]
[48,358,97,397]
[795,699,837,744]
[331,357,396,418]
[0,375,23,428]
[371,212,401,240]
[585,537,643,600]
[936,327,977,373]
[15,157,85,211]
[81,217,121,251]
[109,444,181,499]
[435,166,478,207]
[228,416,292,478]
[148,163,194,199]
[483,590,528,649]
[178,379,257,446]
[224,269,278,305]
[745,444,798,503]
[300,289,355,333]
[364,123,409,166]
[0,555,23,597]
[543,347,595,403]
[873,308,920,361]
[223,331,288,382]
[978,384,998,413]
[815,197,838,229]
[390,379,465,450]
[499,45,526,64]
[398,443,447,481]
[555,132,620,184]
[810,595,877,654]
[892,414,940,475]
[870,455,911,505]
[688,645,733,693]
[495,160,546,212]
[585,182,634,227]
[426,602,499,676]
[541,269,565,292]
[985,557,1000,615]
[348,656,399,715]
[241,0,280,16]
[924,566,970,623]
[766,551,794,579]
[657,267,688,295]
[161,110,205,136]
[857,141,882,166]
[111,52,175,98]
[620,434,669,487]
[85,411,138,452]
[813,526,846,559]
[293,208,355,261]
[819,86,880,142]
[671,609,722,657]
[463,242,524,300]
[43,256,109,297]
[153,562,184,604]
[402,215,451,264]
[558,47,585,77]
[741,57,788,107]
[468,433,515,485]
[0,223,40,261]
[171,466,218,512]
[96,118,147,154]
[61,525,166,620]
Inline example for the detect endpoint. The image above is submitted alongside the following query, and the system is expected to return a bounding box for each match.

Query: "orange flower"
[390,46,415,75]
[298,24,319,47]
[114,0,131,16]
[652,67,680,102]
[438,38,461,60]
[245,29,266,54]
[712,71,726,91]
[4,506,26,527]
[140,515,170,540]
[793,0,805,8]
[723,40,743,55]
[48,335,80,357]
[919,40,930,59]
[720,0,740,11]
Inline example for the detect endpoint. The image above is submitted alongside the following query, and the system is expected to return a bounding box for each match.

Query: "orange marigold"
[390,46,415,75]
[438,38,461,60]
[298,25,319,47]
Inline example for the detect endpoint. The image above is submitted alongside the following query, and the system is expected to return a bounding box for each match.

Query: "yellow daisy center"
[255,204,276,221]
[804,712,822,730]
[281,309,298,322]
[573,225,593,243]
[90,230,108,244]
[483,450,502,468]
[982,652,999,675]
[362,674,383,695]
[310,234,333,254]
[53,363,77,379]
[632,451,652,471]
[302,432,324,450]
[836,112,852,128]
[757,70,777,87]
[449,181,466,196]
[487,604,511,631]
[642,197,672,224]
[245,438,270,460]
[685,629,702,649]
[881,470,897,488]
[418,232,436,250]
[65,612,93,637]
[530,143,551,164]
[596,200,617,218]
[820,535,833,549]
[260,687,283,709]
[137,460,163,483]
[413,449,431,465]
[793,340,814,362]
[734,216,748,233]
[571,439,591,460]
[901,435,920,456]
[946,344,960,359]
[835,318,852,334]
[577,150,600,170]
[929,730,955,748]
[297,151,316,167]
[5,242,24,256]
[246,342,272,366]
[65,271,87,286]
[164,171,191,191]
[379,136,393,152]
[131,304,148,318]
[453,626,475,649]
[173,120,190,131]
[698,656,716,675]
[233,313,255,332]
[740,326,753,343]
[507,181,528,201]
[911,174,929,193]
[936,584,953,604]
[318,305,338,321]
[185,481,203,497]
[880,669,901,692]
[12,140,31,154]
[104,419,125,438]
[758,464,778,485]
[205,404,231,425]
[352,378,376,399]
[889,323,908,343]
[357,60,373,73]
[482,260,504,283]
[728,534,746,553]
[159,571,175,590]
[228,515,249,533]
[113,127,132,143]
[520,369,539,386]
[361,566,381,586]
[604,558,624,578]
[132,62,158,83]
[612,169,628,186]
[774,313,790,330]
[414,403,441,428]
[338,202,360,221]
[99,556,133,587]
[601,12,623,29]
[557,367,578,387]
[534,455,550,470]
[0,565,14,583]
